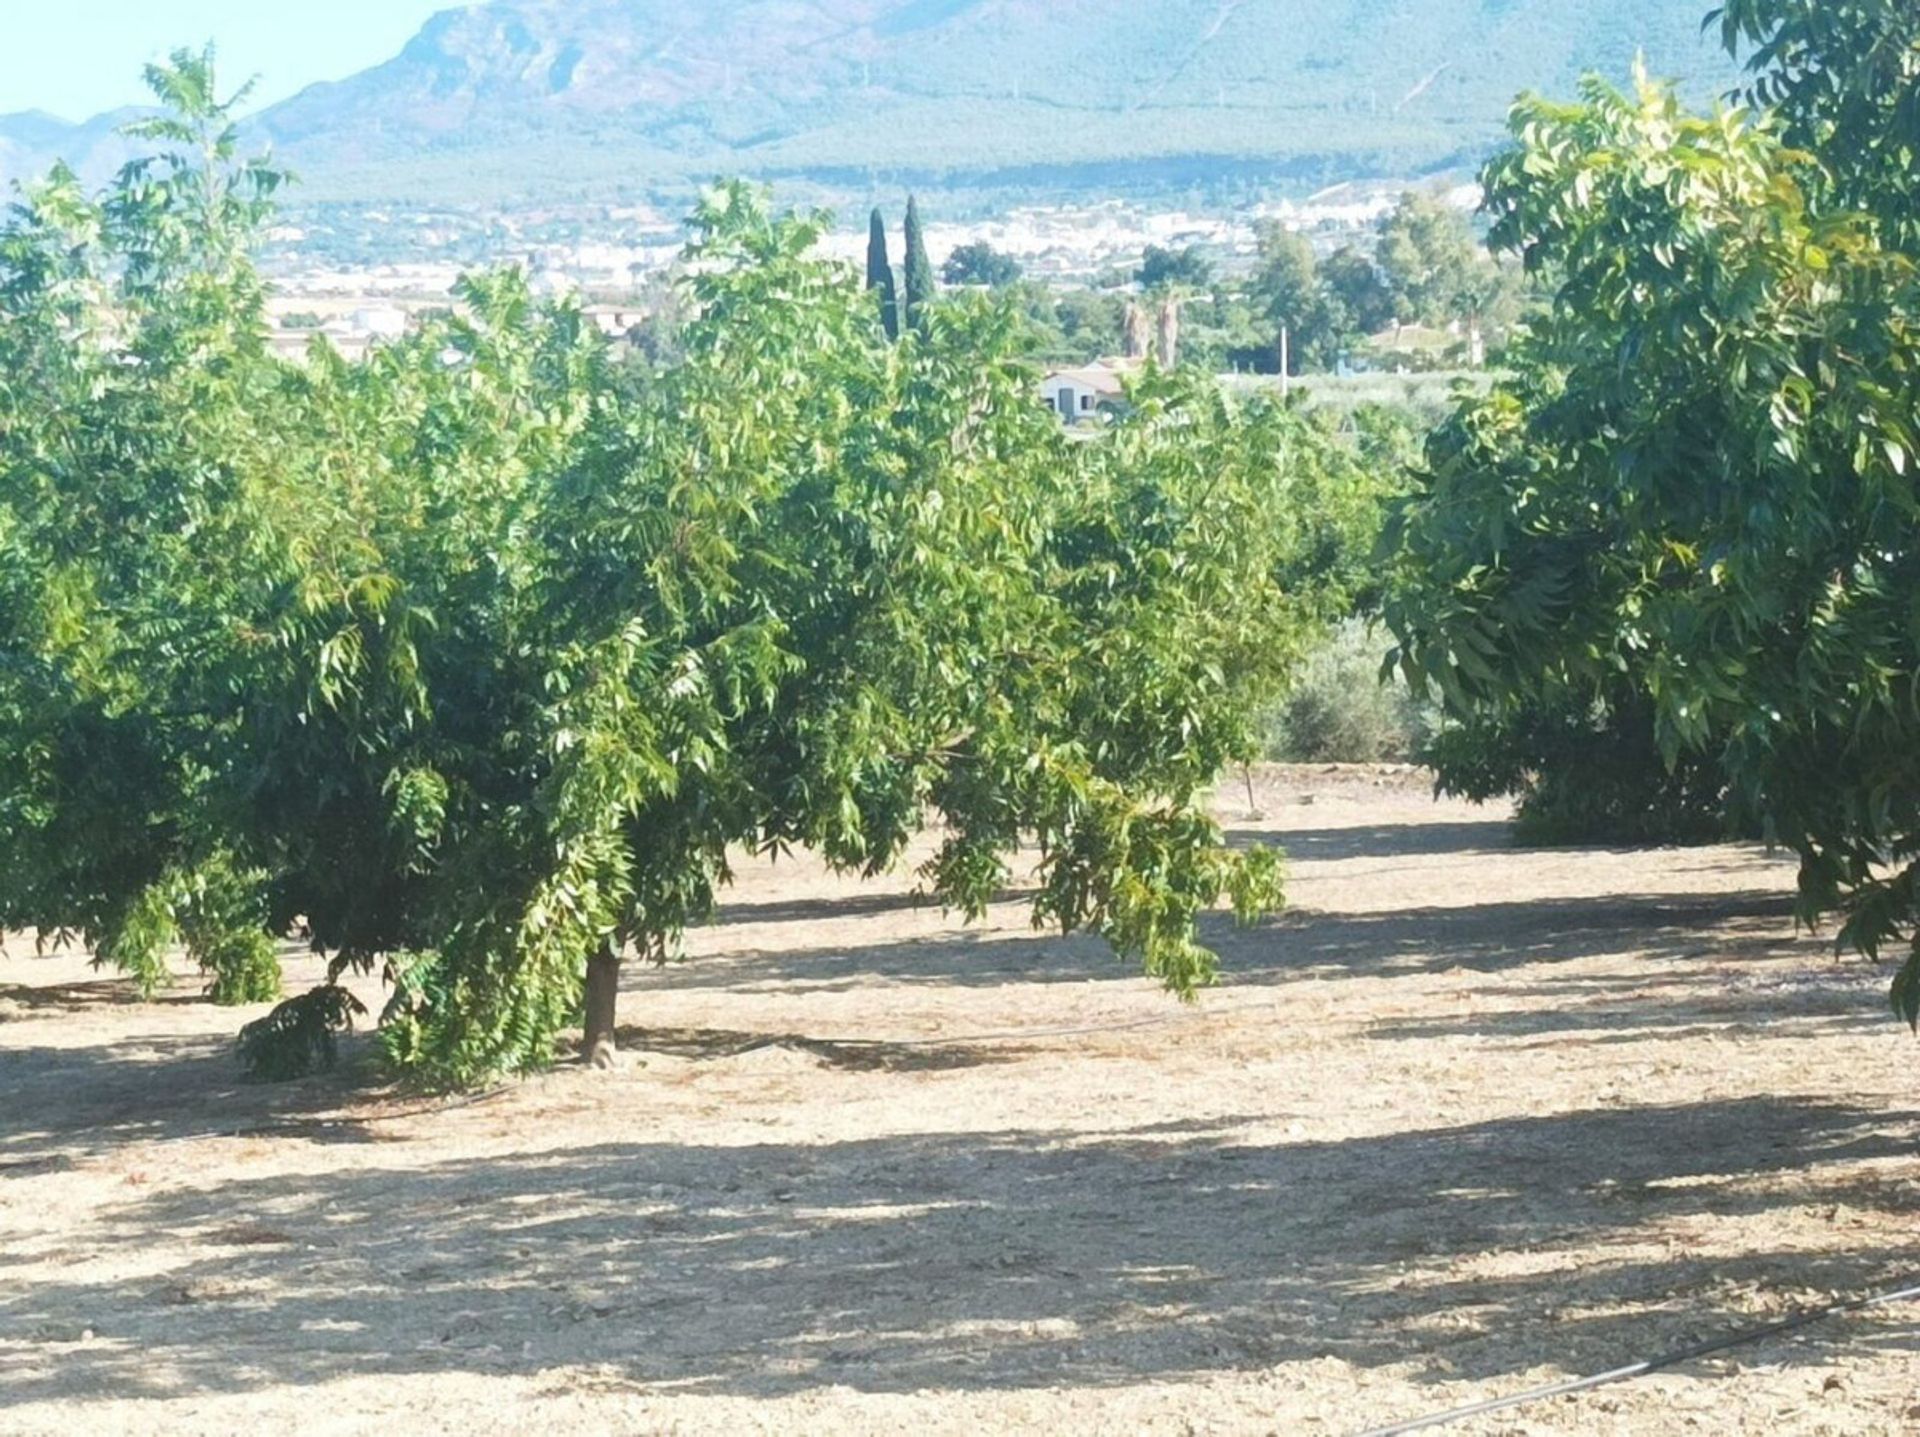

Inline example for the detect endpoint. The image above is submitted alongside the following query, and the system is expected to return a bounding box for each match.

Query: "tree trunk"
[584,946,622,1070]
[1156,296,1181,370]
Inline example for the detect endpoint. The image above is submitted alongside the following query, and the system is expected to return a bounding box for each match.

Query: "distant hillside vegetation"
[4,1,1736,204]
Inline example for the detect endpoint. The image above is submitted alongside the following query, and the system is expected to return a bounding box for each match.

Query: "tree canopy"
[0,52,1401,1087]
[901,194,936,332]
[1322,246,1397,339]
[943,241,1023,288]
[1136,245,1214,293]
[1386,3,1920,1015]
[1249,224,1343,374]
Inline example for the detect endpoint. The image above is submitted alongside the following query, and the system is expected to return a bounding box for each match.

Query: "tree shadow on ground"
[1222,891,1803,977]
[1,1098,1915,1409]
[0,976,146,1012]
[713,889,950,927]
[1226,819,1517,862]
[608,1024,1033,1073]
[655,889,1808,995]
[3,812,1912,1417]
[1363,962,1893,1049]
[0,975,218,1012]
[0,1031,398,1156]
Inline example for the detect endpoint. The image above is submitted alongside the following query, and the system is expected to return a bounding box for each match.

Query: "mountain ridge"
[1,1,1738,205]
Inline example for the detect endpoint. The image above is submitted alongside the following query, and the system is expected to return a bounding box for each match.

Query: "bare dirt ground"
[2,766,1918,1435]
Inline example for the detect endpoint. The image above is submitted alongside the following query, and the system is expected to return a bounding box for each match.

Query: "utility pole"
[1279,325,1291,400]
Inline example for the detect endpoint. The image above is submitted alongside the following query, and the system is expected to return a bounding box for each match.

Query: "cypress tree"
[902,195,936,334]
[866,207,900,341]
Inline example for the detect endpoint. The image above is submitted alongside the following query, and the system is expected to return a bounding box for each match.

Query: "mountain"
[0,108,148,193]
[4,1,1738,205]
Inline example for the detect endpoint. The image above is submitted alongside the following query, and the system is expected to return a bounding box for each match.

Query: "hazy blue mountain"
[0,110,80,151]
[0,107,149,191]
[4,1,1738,204]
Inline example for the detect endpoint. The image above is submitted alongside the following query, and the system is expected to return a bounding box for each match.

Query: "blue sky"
[0,2,457,120]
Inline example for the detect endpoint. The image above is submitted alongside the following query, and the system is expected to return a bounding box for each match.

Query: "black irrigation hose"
[1353,1274,1920,1437]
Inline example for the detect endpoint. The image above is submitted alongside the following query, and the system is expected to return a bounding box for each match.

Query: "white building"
[1041,361,1131,426]
[349,306,409,339]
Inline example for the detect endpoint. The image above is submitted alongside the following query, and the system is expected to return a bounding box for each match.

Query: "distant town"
[261,180,1482,368]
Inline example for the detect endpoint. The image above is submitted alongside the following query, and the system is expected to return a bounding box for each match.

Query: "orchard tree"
[0,47,292,1004]
[353,189,1341,1084]
[1,58,1404,1088]
[1386,6,1920,1017]
[1712,0,1920,242]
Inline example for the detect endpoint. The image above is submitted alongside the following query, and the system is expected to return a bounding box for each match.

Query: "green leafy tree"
[1022,284,1127,366]
[1249,224,1344,373]
[622,265,694,367]
[362,195,1324,1083]
[1376,191,1523,361]
[0,47,292,1006]
[5,64,1415,1087]
[942,241,1022,288]
[1386,16,1920,1018]
[1176,288,1273,374]
[1321,246,1396,338]
[866,206,899,340]
[1713,0,1920,244]
[1136,244,1213,292]
[901,194,935,332]
[1376,191,1479,325]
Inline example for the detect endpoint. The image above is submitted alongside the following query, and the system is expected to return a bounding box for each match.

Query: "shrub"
[1420,697,1742,848]
[1266,622,1432,764]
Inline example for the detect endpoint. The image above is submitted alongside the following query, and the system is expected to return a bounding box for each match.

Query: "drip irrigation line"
[1352,1274,1920,1437]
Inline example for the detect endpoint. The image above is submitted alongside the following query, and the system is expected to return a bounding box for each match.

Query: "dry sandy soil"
[2,767,1918,1435]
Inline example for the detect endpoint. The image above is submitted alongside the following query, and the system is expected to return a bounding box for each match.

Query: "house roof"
[1043,364,1128,395]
